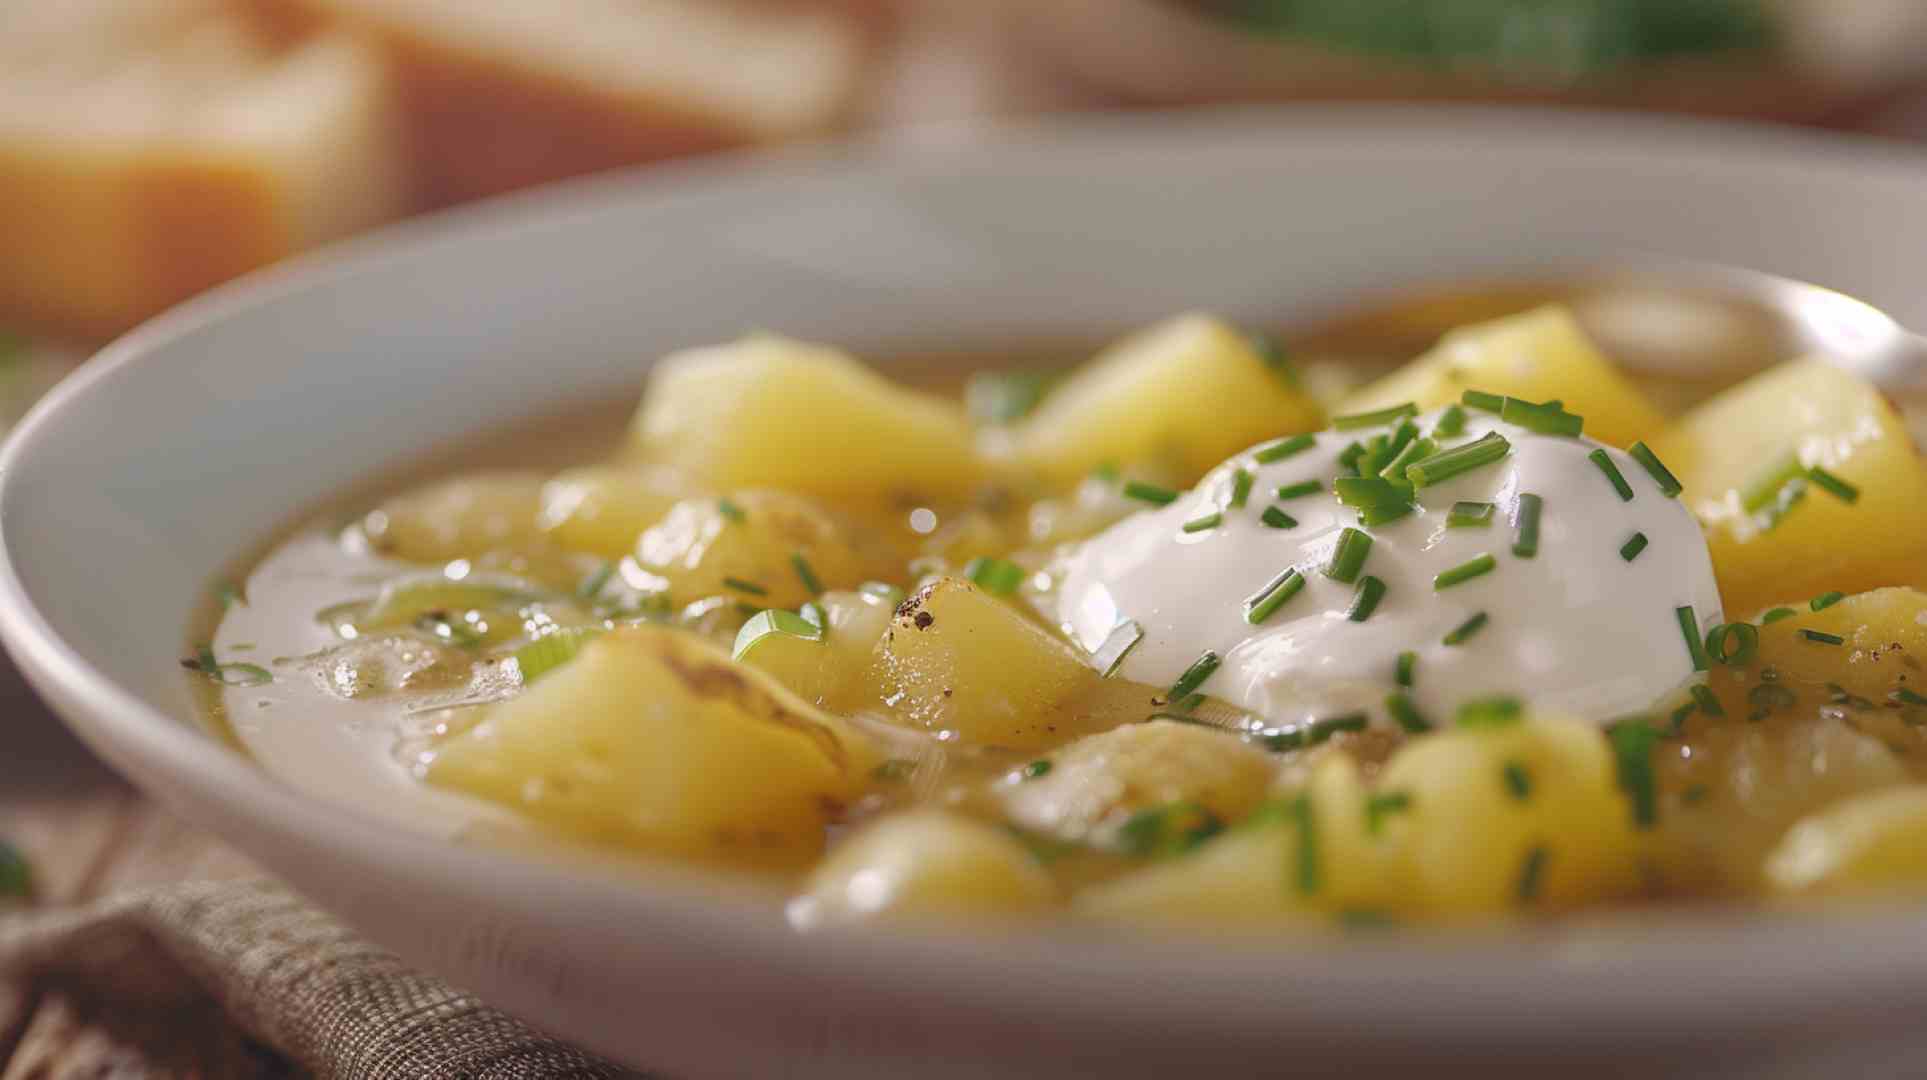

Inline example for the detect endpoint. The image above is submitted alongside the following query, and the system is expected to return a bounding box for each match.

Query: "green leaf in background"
[0,839,32,901]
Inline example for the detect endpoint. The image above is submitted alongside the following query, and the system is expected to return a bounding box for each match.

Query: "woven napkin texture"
[0,879,645,1079]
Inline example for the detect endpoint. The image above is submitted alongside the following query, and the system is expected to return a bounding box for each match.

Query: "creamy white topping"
[1056,407,1723,731]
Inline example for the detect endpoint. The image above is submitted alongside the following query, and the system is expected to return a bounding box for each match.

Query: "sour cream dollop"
[1056,407,1723,730]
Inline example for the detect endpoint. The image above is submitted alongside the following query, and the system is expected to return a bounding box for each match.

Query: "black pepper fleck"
[913,611,934,630]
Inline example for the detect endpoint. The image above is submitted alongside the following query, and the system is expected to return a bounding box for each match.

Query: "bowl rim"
[10,103,1927,1048]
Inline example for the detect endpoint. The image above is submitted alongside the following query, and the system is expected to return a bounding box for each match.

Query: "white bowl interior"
[10,108,1927,1076]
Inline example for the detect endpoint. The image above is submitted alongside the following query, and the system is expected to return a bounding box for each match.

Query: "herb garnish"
[1092,620,1143,677]
[1809,591,1845,612]
[1448,501,1495,528]
[1168,651,1222,701]
[963,556,1026,596]
[1512,493,1543,558]
[1228,468,1255,510]
[721,576,768,597]
[1365,792,1411,835]
[1443,611,1489,646]
[1676,606,1710,672]
[1022,760,1053,780]
[1347,575,1388,622]
[1260,506,1298,530]
[1395,650,1417,688]
[1385,692,1430,733]
[1123,481,1179,506]
[1588,449,1634,501]
[1254,433,1317,464]
[1457,695,1523,729]
[1628,442,1683,498]
[1706,622,1758,666]
[1799,629,1845,646]
[1118,802,1223,859]
[1246,567,1306,625]
[1516,846,1549,905]
[717,497,746,523]
[1325,528,1374,583]
[1333,402,1419,431]
[1434,554,1496,590]
[1502,761,1533,800]
[1807,466,1860,504]
[1405,432,1511,488]
[1500,396,1583,437]
[1608,720,1661,828]
[1619,532,1649,562]
[1273,479,1322,500]
[1181,511,1224,534]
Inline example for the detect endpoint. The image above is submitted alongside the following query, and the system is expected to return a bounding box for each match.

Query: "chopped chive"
[963,556,1026,596]
[1808,466,1860,504]
[799,600,828,630]
[1365,791,1412,835]
[1229,469,1254,510]
[1500,396,1583,437]
[1289,794,1319,896]
[1385,691,1430,733]
[1333,402,1418,430]
[1628,442,1683,498]
[1347,575,1388,622]
[1118,802,1224,859]
[1676,606,1710,672]
[1588,449,1634,501]
[1762,607,1797,624]
[730,611,821,661]
[1333,475,1415,526]
[1608,721,1661,828]
[576,562,617,601]
[1325,528,1373,583]
[1759,478,1809,532]
[1337,441,1367,474]
[518,627,608,681]
[1022,759,1053,780]
[1433,404,1467,438]
[1404,432,1511,488]
[1357,500,1417,528]
[1502,761,1533,800]
[722,576,767,597]
[1433,553,1496,590]
[1123,481,1179,506]
[1378,436,1437,491]
[1168,651,1222,701]
[1706,621,1759,666]
[1512,493,1543,559]
[717,497,746,523]
[1689,684,1725,718]
[1516,846,1549,905]
[1448,501,1495,529]
[1246,567,1306,625]
[1896,687,1927,707]
[1274,479,1322,500]
[1800,629,1845,646]
[1395,650,1417,687]
[1181,511,1224,534]
[1260,506,1297,530]
[1461,390,1505,413]
[1810,591,1845,612]
[1092,620,1143,677]
[1619,532,1649,562]
[1443,612,1489,646]
[1457,695,1523,729]
[1266,713,1370,752]
[789,553,824,596]
[1169,692,1205,715]
[1741,453,1806,514]
[1254,433,1317,464]
[184,644,273,687]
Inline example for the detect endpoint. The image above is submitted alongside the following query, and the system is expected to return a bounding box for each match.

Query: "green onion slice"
[1385,691,1429,733]
[1229,468,1255,510]
[1246,567,1307,625]
[1405,432,1511,488]
[1448,501,1495,529]
[1434,554,1496,590]
[1181,511,1224,534]
[1619,532,1649,562]
[1254,433,1317,464]
[1325,528,1374,583]
[1628,442,1683,498]
[1810,591,1845,612]
[1589,449,1634,501]
[1260,506,1297,530]
[1347,575,1388,622]
[1807,466,1860,504]
[1274,479,1322,500]
[1457,695,1523,729]
[730,609,822,660]
[1123,481,1179,506]
[1800,629,1845,646]
[963,556,1026,596]
[1706,621,1759,666]
[1740,453,1806,515]
[1608,721,1662,828]
[1395,650,1416,688]
[1433,404,1467,438]
[1676,606,1710,672]
[1443,611,1489,646]
[1461,390,1505,413]
[1512,493,1543,559]
[1500,396,1583,437]
[1761,606,1797,624]
[1168,651,1223,703]
[1333,402,1418,430]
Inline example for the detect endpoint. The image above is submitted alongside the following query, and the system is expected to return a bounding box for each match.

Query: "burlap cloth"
[0,879,644,1078]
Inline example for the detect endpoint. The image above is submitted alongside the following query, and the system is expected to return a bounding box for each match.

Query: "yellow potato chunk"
[426,627,878,869]
[997,720,1276,843]
[632,335,983,500]
[1339,306,1664,447]
[1651,360,1927,616]
[635,490,879,610]
[1008,314,1323,484]
[1767,786,1927,897]
[537,464,693,559]
[1747,588,1927,706]
[1076,755,1396,925]
[788,811,1056,928]
[1376,716,1640,918]
[362,472,547,563]
[734,588,896,709]
[867,577,1099,749]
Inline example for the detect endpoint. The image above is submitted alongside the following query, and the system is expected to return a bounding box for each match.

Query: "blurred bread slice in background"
[0,0,411,341]
[249,0,874,205]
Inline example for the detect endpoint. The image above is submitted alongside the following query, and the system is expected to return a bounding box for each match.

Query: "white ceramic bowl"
[8,109,1927,1078]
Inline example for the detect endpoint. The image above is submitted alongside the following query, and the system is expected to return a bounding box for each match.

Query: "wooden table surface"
[0,664,292,1078]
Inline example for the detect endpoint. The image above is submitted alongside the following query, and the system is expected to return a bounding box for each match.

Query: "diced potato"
[1767,786,1927,897]
[1746,588,1927,706]
[362,472,547,563]
[998,720,1276,843]
[867,577,1101,749]
[426,627,879,869]
[787,811,1056,928]
[537,464,693,558]
[1339,306,1664,447]
[735,589,896,709]
[1651,360,1927,616]
[632,335,983,500]
[1375,716,1640,917]
[1076,755,1395,924]
[635,490,882,610]
[1008,314,1324,485]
